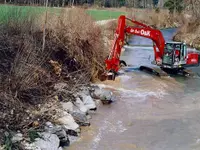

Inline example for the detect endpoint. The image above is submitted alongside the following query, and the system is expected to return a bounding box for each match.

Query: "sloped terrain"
[0,7,107,146]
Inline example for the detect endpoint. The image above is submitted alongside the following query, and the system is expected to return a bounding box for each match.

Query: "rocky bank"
[0,83,113,150]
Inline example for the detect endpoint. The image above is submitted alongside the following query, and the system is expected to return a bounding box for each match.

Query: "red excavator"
[104,15,200,80]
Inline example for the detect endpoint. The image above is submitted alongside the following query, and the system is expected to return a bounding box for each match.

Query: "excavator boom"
[105,15,165,73]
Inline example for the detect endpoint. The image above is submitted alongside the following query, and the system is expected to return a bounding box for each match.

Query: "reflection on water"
[68,28,200,150]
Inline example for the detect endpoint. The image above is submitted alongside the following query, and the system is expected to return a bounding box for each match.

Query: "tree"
[153,0,158,6]
[185,0,200,18]
[164,0,184,13]
[119,0,125,6]
[125,0,134,7]
[104,0,111,7]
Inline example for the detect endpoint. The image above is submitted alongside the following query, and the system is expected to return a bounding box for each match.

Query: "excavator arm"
[105,15,165,73]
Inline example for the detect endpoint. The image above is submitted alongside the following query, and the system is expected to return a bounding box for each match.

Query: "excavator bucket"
[99,73,107,81]
[99,71,116,81]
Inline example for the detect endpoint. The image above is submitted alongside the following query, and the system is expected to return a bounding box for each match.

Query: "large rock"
[23,132,63,150]
[90,86,103,99]
[45,122,54,128]
[74,97,88,114]
[23,142,41,150]
[66,129,79,136]
[11,133,23,143]
[81,95,96,110]
[91,86,113,102]
[79,86,90,96]
[45,122,70,147]
[57,113,79,131]
[99,89,113,101]
[34,133,60,150]
[61,101,73,112]
[70,111,90,126]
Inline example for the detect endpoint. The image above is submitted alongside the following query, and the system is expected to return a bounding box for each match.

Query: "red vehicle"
[105,15,200,79]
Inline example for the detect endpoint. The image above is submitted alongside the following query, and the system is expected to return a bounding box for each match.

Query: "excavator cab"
[162,42,187,68]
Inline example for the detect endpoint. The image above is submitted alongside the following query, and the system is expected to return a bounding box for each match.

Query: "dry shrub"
[103,20,118,39]
[172,3,200,48]
[95,19,118,54]
[43,8,107,80]
[0,11,52,135]
[173,16,200,48]
[0,7,106,141]
[127,8,181,28]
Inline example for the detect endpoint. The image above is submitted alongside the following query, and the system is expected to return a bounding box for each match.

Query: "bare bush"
[185,0,200,19]
[0,10,52,137]
[43,8,107,80]
[100,20,118,54]
[172,1,200,48]
[173,17,200,48]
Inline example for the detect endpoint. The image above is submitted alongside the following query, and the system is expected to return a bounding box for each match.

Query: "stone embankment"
[1,84,113,150]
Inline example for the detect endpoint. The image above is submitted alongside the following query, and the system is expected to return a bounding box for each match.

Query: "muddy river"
[69,29,200,150]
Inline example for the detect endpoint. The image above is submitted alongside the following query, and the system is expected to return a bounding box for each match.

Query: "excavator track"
[139,66,169,77]
[180,69,195,77]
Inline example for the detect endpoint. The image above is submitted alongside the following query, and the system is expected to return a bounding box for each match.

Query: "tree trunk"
[62,0,65,7]
[173,0,176,15]
[42,0,48,52]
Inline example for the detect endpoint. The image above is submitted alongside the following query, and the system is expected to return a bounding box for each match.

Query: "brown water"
[68,29,200,150]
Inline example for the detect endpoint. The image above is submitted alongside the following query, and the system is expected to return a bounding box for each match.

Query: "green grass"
[0,5,60,23]
[0,5,126,22]
[0,4,60,13]
[87,9,127,21]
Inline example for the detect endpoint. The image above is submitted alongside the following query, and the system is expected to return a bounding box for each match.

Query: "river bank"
[0,84,113,150]
[0,7,108,149]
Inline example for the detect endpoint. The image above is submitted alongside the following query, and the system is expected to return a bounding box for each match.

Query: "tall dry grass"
[173,14,200,49]
[0,8,50,140]
[127,8,181,29]
[172,1,200,48]
[43,8,107,79]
